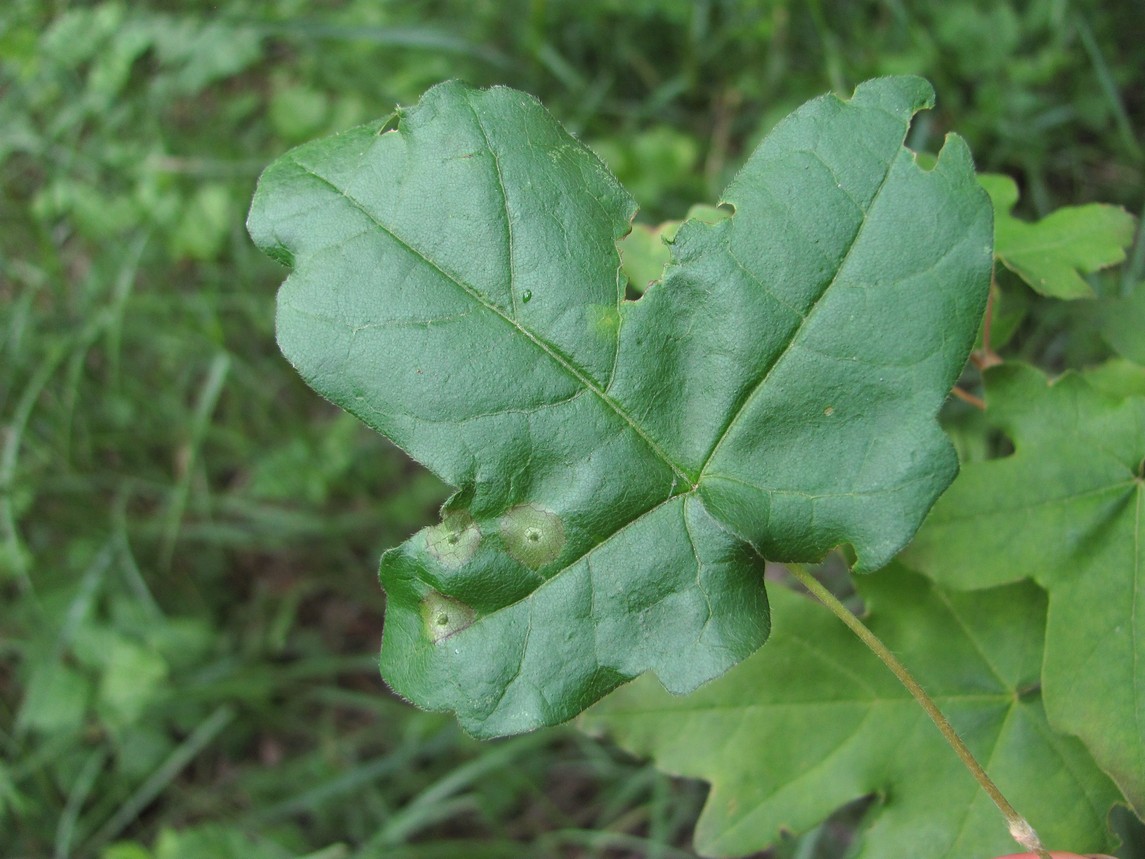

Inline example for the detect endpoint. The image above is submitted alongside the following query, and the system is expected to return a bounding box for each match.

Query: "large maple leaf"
[248,77,991,736]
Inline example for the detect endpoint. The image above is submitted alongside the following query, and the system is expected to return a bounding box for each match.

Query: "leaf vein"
[286,154,693,485]
[463,93,519,321]
[697,150,902,477]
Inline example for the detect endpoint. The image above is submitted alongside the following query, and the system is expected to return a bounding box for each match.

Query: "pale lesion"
[424,510,482,569]
[499,504,565,571]
[420,590,477,644]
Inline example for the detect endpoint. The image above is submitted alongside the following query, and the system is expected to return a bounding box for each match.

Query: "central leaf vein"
[697,151,901,478]
[288,154,693,486]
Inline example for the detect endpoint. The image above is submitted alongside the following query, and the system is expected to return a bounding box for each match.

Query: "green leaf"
[248,77,991,737]
[96,636,169,728]
[903,363,1145,815]
[980,172,1136,299]
[154,825,292,859]
[582,569,1121,859]
[617,221,672,293]
[101,844,153,859]
[1083,357,1145,398]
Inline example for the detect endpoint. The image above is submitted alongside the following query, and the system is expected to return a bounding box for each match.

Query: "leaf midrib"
[697,145,901,480]
[287,153,694,488]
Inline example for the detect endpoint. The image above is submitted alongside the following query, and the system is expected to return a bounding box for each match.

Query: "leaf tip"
[246,177,296,269]
[932,131,977,176]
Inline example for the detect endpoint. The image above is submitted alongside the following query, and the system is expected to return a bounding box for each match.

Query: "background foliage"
[1,1,1142,857]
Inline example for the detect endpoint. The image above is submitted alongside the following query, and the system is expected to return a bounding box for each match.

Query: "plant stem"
[950,386,986,410]
[971,278,1003,370]
[786,563,1050,859]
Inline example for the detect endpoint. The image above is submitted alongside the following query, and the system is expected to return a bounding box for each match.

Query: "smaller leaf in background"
[618,221,672,292]
[903,363,1145,816]
[149,18,264,95]
[152,824,293,859]
[582,568,1120,859]
[94,636,170,729]
[269,78,331,143]
[101,843,153,859]
[169,183,242,261]
[590,126,704,216]
[32,179,140,240]
[979,173,1136,299]
[1082,358,1145,398]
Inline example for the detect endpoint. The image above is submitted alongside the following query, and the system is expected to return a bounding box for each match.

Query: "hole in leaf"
[986,427,1016,460]
[377,108,403,135]
[1017,681,1041,701]
[264,243,295,269]
[904,106,936,170]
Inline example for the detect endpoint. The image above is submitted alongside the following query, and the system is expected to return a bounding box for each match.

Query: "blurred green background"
[2,1,1142,857]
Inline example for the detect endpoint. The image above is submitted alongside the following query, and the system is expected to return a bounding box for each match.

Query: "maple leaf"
[979,172,1136,299]
[904,362,1145,815]
[248,77,991,736]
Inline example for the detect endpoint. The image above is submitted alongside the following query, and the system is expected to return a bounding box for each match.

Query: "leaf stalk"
[786,563,1050,859]
[971,277,1003,370]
